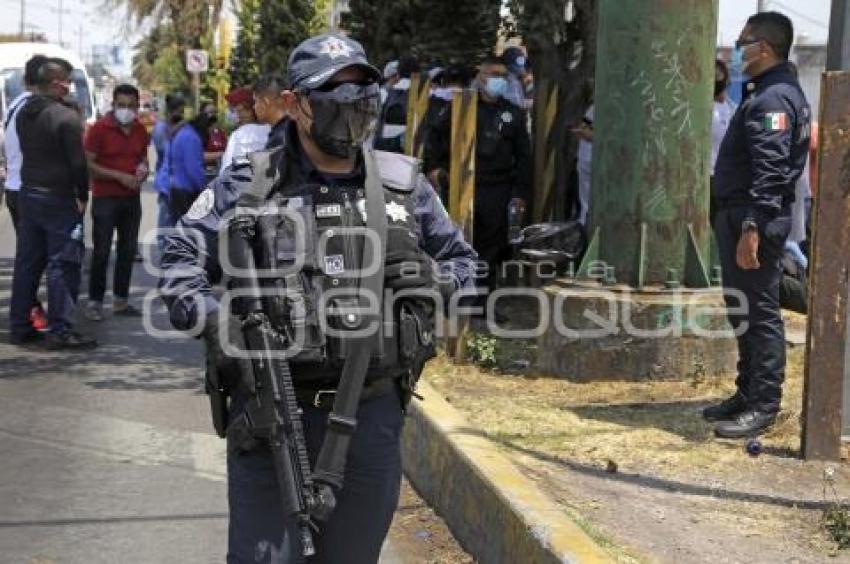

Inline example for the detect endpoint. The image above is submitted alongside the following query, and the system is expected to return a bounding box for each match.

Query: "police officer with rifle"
[158,34,477,563]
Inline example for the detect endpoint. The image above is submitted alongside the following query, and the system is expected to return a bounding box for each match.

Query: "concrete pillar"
[581,0,719,288]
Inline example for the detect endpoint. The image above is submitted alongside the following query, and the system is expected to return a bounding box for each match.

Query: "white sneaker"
[85,302,104,322]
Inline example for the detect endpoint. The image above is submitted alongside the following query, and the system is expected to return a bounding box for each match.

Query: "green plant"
[823,467,850,550]
[466,333,499,368]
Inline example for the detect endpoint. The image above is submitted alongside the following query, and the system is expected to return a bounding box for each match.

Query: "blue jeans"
[226,390,404,563]
[10,189,83,336]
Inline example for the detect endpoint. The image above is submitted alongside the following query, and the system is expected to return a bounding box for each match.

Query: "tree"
[132,24,190,94]
[230,0,261,87]
[107,0,225,48]
[310,0,332,34]
[343,0,501,67]
[412,0,502,66]
[343,0,414,65]
[257,0,315,76]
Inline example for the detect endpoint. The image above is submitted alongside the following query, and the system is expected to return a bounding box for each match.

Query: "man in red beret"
[219,87,270,173]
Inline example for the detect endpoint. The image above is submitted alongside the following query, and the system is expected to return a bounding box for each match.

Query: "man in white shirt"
[4,54,49,332]
[4,55,48,228]
[219,87,270,173]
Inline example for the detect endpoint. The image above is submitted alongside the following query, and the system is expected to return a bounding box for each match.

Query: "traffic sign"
[186,50,209,73]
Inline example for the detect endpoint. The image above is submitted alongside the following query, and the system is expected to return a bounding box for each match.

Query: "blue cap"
[288,34,382,90]
[502,46,529,75]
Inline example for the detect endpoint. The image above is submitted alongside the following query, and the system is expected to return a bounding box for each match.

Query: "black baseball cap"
[288,34,381,90]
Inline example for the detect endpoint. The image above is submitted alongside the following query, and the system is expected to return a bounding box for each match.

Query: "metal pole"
[580,0,717,287]
[58,0,63,45]
[757,0,768,12]
[828,0,850,71]
[193,72,200,114]
[20,0,24,36]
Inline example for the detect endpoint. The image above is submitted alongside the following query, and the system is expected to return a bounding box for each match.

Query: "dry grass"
[425,347,806,478]
[421,311,850,559]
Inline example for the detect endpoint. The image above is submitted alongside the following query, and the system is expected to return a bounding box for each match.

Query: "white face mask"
[114,108,136,125]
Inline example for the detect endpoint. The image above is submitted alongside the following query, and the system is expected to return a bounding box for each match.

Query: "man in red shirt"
[84,84,150,321]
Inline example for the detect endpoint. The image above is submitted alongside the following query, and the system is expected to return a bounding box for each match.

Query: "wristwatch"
[742,219,758,233]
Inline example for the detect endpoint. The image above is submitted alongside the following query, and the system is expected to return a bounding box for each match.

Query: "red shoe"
[29,305,48,332]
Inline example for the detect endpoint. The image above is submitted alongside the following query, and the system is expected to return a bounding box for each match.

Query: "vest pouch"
[285,271,326,364]
[274,201,317,270]
[325,296,399,369]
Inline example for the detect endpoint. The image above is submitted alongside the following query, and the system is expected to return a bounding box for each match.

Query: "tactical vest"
[236,148,433,384]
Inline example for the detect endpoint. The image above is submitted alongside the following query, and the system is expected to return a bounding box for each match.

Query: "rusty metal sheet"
[802,71,850,461]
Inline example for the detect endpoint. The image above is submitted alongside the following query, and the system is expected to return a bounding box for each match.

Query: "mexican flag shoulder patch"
[764,112,788,131]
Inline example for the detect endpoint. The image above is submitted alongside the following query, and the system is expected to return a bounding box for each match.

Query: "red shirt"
[84,112,151,198]
[206,126,228,152]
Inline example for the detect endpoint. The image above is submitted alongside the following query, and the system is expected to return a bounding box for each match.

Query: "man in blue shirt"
[152,94,186,251]
[705,11,811,438]
[153,103,209,224]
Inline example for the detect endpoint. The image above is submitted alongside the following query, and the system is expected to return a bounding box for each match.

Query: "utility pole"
[827,0,850,70]
[757,0,768,12]
[20,0,25,36]
[58,0,63,45]
[802,0,850,460]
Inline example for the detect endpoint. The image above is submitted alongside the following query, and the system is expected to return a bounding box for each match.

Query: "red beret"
[226,87,254,107]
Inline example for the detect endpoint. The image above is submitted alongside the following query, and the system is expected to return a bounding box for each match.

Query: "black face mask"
[298,82,379,159]
[169,113,183,124]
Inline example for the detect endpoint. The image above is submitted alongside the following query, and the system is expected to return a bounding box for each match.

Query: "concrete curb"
[402,380,614,564]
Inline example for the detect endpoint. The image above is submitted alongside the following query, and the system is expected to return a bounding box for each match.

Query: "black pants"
[226,390,403,563]
[473,182,512,290]
[6,189,20,229]
[89,196,142,303]
[168,189,200,224]
[714,206,791,413]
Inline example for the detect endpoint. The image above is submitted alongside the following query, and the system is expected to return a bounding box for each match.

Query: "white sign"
[186,50,209,73]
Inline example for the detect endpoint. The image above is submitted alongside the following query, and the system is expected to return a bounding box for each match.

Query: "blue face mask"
[483,77,507,99]
[730,46,752,82]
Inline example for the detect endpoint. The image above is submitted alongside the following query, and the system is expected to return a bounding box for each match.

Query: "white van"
[0,42,96,126]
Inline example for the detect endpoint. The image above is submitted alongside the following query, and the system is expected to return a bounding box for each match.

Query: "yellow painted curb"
[402,380,614,564]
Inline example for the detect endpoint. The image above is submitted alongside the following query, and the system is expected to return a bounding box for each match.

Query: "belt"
[294,377,398,410]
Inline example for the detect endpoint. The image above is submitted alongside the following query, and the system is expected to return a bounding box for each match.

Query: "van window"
[1,67,93,120]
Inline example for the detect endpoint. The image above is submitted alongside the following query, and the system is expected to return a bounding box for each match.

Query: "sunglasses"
[298,81,380,104]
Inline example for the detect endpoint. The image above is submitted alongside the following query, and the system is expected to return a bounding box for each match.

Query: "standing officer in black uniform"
[704,11,810,438]
[158,34,476,563]
[424,55,531,294]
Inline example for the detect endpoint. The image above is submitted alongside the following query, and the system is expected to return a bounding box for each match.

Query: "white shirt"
[3,91,32,191]
[710,98,737,175]
[577,105,594,166]
[219,123,272,174]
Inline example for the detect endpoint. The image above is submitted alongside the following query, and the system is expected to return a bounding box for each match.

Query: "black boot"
[702,393,747,422]
[714,410,777,439]
[44,330,98,351]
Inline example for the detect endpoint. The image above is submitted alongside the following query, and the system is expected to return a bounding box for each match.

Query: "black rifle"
[226,211,335,557]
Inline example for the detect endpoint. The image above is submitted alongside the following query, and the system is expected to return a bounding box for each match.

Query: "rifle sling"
[312,147,389,491]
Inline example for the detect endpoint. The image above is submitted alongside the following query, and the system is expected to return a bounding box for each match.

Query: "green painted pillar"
[580,0,718,288]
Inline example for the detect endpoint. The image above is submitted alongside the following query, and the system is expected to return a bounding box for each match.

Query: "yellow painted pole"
[532,79,559,223]
[447,89,477,361]
[405,73,432,158]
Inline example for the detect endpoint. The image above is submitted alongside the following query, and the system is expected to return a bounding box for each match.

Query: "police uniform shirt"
[713,62,811,218]
[158,120,478,333]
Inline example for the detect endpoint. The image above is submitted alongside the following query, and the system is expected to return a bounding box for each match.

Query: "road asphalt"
[0,184,405,563]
